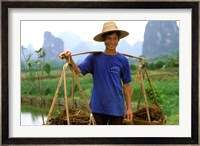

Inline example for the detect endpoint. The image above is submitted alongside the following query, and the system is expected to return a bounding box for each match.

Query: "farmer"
[59,21,133,125]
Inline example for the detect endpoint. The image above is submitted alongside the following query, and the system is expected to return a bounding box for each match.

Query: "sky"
[21,21,148,50]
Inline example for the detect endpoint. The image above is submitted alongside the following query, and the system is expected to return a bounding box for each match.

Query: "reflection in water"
[21,112,46,126]
[21,103,64,126]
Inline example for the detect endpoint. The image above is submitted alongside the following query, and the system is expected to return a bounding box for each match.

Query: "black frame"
[1,1,199,145]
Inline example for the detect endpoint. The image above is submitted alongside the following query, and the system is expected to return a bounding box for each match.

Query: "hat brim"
[93,30,129,42]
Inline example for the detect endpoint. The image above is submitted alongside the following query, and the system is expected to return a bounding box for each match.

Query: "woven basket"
[132,103,167,125]
[133,115,166,125]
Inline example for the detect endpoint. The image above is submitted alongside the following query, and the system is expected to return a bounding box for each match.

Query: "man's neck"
[104,49,117,55]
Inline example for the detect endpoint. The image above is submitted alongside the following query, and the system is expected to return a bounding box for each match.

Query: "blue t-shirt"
[78,52,132,117]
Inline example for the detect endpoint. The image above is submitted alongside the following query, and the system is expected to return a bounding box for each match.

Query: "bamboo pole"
[137,65,145,109]
[89,113,96,125]
[63,62,70,125]
[71,51,147,61]
[70,66,75,108]
[45,70,64,124]
[144,67,159,107]
[130,70,140,98]
[69,67,96,124]
[70,68,91,113]
[139,69,151,124]
[137,83,143,110]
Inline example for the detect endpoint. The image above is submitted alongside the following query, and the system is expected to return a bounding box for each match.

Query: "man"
[59,21,133,125]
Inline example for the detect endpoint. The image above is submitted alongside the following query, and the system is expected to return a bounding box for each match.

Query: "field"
[21,67,179,125]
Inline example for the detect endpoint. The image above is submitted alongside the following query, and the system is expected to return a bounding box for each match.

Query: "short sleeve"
[78,54,93,75]
[121,59,132,84]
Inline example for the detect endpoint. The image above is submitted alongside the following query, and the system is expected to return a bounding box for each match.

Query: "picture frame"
[1,1,199,145]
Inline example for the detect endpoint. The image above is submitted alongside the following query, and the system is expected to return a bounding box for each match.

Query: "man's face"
[104,33,119,50]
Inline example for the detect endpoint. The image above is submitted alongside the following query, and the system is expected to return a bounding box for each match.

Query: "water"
[21,112,45,125]
[21,103,64,125]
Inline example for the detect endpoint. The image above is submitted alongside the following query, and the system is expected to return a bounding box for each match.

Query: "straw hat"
[93,21,129,42]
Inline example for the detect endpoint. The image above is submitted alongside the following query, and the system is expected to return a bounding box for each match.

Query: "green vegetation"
[21,47,52,124]
[145,72,179,125]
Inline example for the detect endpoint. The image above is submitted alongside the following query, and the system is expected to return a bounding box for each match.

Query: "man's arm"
[123,83,133,121]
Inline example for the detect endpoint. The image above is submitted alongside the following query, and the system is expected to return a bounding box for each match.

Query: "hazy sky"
[21,21,148,50]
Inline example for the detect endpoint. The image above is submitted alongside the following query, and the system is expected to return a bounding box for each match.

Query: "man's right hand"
[59,50,81,74]
[59,50,71,59]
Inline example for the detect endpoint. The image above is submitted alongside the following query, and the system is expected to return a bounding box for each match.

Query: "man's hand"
[124,108,133,122]
[123,83,133,123]
[59,50,81,74]
[59,50,71,59]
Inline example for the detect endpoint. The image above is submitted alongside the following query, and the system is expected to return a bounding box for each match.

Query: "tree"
[165,56,179,68]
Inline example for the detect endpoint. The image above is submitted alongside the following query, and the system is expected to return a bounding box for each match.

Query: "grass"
[130,68,179,124]
[21,67,179,124]
[148,76,179,124]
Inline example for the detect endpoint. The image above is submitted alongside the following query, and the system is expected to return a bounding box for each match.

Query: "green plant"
[21,46,52,124]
